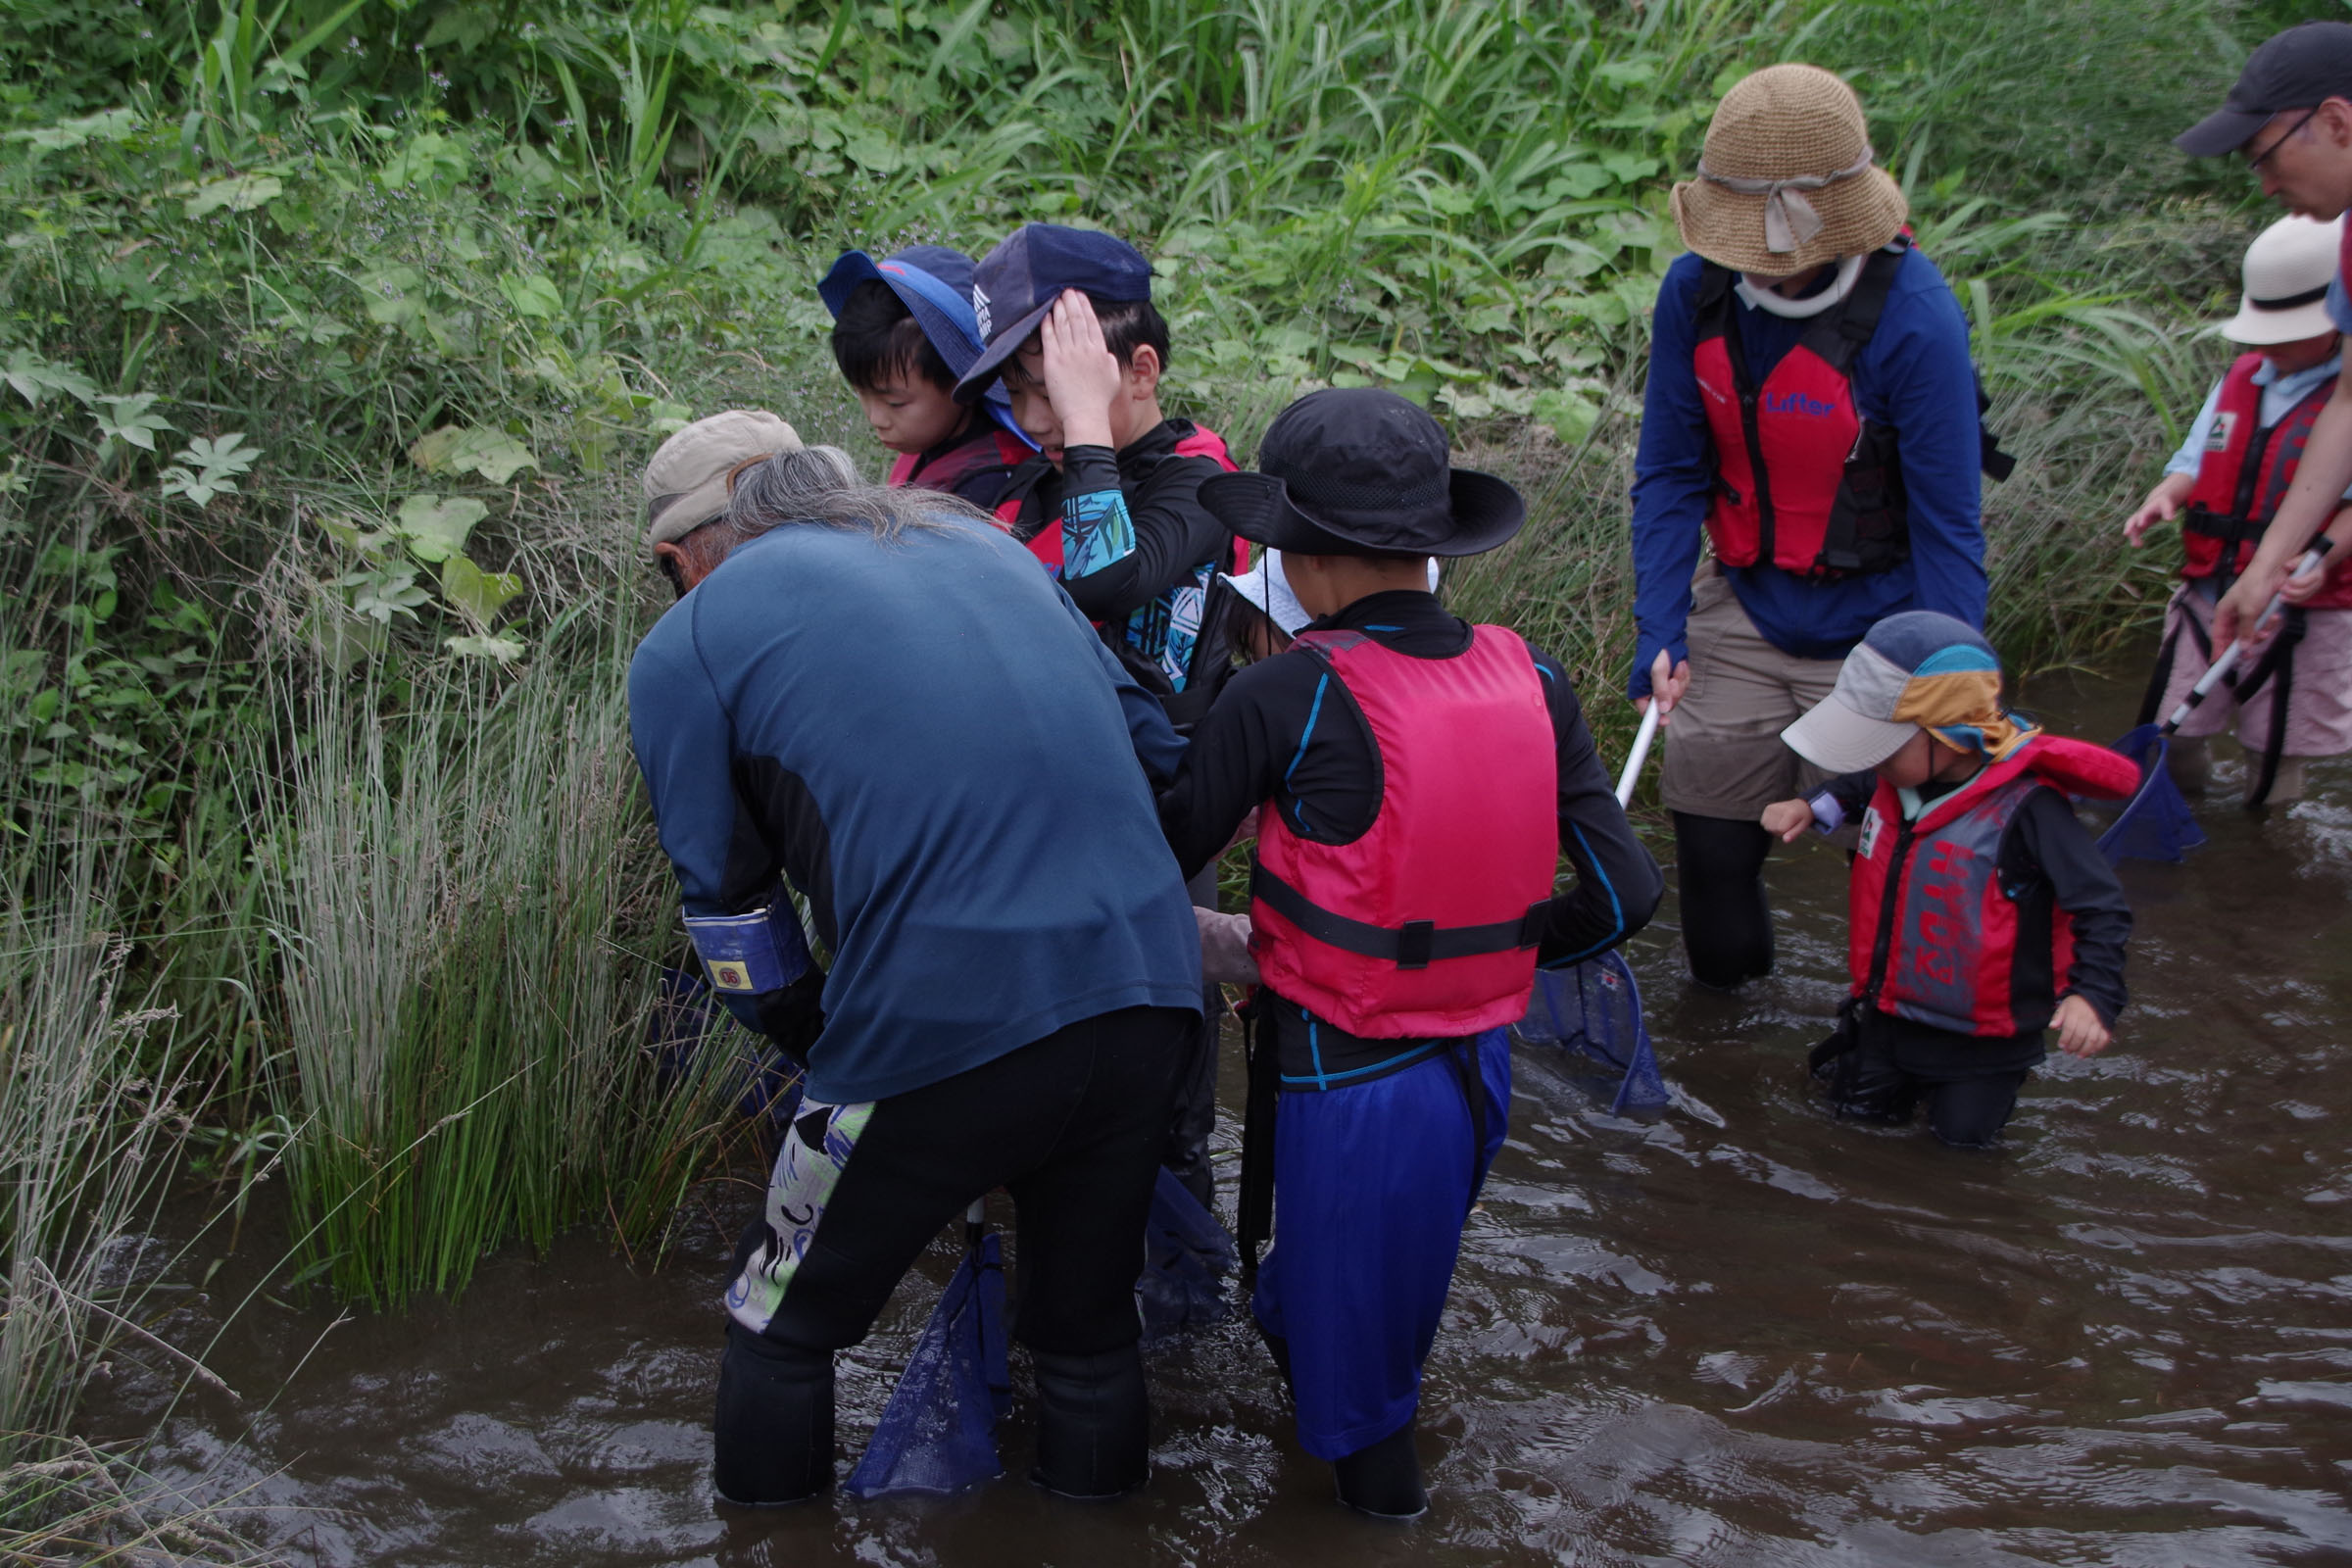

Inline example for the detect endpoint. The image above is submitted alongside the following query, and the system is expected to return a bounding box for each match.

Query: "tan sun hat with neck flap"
[641,410,802,552]
[1671,63,1909,278]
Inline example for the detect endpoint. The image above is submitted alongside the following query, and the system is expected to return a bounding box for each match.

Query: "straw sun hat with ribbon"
[1671,63,1909,277]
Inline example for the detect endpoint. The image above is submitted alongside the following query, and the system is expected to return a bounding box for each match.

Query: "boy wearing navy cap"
[1156,387,1660,1516]
[953,223,1243,727]
[820,245,1031,510]
[957,223,1246,1212]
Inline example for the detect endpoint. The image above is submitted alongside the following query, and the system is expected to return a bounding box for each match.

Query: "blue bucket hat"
[952,224,1155,404]
[820,246,1025,434]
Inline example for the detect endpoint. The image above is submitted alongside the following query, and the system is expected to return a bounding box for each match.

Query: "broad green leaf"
[439,553,523,627]
[444,632,527,663]
[4,349,98,408]
[184,173,285,219]
[11,108,139,151]
[392,495,488,563]
[360,266,426,327]
[498,272,564,318]
[93,393,173,452]
[409,425,537,484]
[379,130,469,189]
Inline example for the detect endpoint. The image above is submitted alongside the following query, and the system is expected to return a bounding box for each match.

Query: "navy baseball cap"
[952,224,1154,404]
[2179,22,2352,157]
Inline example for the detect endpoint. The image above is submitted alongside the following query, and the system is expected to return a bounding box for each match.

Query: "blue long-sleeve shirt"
[627,514,1200,1105]
[1629,246,1989,699]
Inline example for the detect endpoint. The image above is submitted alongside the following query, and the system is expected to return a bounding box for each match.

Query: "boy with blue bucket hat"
[1762,612,2134,1148]
[820,244,1032,509]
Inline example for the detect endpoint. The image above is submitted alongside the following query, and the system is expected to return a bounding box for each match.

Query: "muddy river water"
[100,659,2352,1566]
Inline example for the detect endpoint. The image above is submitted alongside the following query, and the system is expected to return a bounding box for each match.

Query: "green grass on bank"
[0,0,2313,1538]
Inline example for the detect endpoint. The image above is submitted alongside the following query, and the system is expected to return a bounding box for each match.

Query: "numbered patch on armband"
[684,904,812,994]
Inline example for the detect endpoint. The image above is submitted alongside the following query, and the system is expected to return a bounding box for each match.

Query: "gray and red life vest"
[1249,625,1558,1039]
[886,424,1030,503]
[994,422,1246,578]
[1846,736,2135,1038]
[1691,241,2010,578]
[2181,352,2352,609]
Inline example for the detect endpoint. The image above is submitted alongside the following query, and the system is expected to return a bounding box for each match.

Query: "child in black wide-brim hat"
[1155,387,1662,1517]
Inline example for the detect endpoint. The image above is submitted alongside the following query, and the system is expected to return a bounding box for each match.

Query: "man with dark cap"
[630,413,1202,1506]
[2180,22,2352,653]
[1155,387,1662,1517]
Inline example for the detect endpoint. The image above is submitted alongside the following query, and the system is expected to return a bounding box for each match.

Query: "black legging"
[714,1004,1192,1503]
[1673,811,1777,989]
[1823,1025,2028,1150]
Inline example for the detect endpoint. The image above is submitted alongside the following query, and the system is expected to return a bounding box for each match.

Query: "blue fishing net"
[1138,1166,1237,1343]
[1513,949,1670,1116]
[650,965,801,1125]
[844,1230,1009,1497]
[2097,725,2207,866]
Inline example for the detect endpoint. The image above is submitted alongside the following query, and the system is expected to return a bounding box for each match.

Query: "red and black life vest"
[1249,625,1558,1039]
[994,421,1248,579]
[886,423,1030,505]
[2180,352,2352,609]
[1846,736,2136,1038]
[1692,242,2011,579]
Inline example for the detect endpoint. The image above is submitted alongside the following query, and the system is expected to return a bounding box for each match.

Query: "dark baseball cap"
[952,224,1154,403]
[2179,22,2352,157]
[1199,388,1525,560]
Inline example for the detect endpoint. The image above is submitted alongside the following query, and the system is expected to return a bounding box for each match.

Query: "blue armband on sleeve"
[1807,791,1845,835]
[685,903,812,995]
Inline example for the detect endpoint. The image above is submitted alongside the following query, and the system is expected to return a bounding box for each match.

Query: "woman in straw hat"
[2124,213,2352,807]
[1629,62,2003,990]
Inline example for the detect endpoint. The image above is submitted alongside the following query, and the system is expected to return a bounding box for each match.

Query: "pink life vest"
[1250,624,1558,1039]
[1846,735,2135,1037]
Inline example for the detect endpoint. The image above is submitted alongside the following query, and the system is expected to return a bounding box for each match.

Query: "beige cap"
[642,411,802,550]
[1671,64,1909,276]
[2223,214,2345,346]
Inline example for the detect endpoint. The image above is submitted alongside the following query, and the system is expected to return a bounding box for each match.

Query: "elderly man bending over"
[627,413,1201,1506]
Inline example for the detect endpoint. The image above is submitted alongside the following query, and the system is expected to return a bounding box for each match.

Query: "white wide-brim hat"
[2223,214,2345,345]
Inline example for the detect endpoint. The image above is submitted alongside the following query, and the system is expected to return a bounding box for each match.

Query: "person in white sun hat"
[2124,213,2352,806]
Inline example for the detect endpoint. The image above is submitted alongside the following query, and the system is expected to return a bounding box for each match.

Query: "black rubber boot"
[1672,811,1776,988]
[1334,1419,1427,1519]
[1030,1346,1150,1499]
[711,1322,834,1507]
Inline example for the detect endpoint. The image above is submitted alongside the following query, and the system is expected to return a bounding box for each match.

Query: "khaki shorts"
[1660,569,1844,819]
[2155,583,2352,759]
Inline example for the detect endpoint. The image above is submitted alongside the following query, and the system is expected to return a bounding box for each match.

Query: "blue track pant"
[1251,1029,1510,1460]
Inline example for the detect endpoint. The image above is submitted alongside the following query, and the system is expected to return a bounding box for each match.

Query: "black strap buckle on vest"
[1251,863,1547,967]
[2180,503,2262,549]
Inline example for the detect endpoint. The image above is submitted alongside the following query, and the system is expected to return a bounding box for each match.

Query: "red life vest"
[1249,625,1558,1039]
[2180,352,2352,609]
[1692,247,1911,577]
[1846,735,2136,1038]
[886,423,1030,505]
[995,422,1249,578]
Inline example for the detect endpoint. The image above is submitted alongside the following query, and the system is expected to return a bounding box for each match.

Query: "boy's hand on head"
[2052,993,2110,1057]
[1039,290,1122,451]
[1760,799,1812,843]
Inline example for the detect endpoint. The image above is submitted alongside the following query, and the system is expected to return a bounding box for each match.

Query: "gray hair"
[711,444,985,544]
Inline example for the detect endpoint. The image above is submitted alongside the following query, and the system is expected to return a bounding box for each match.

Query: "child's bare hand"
[1038,290,1122,449]
[1760,798,1812,843]
[2052,993,2110,1056]
[2125,474,2191,545]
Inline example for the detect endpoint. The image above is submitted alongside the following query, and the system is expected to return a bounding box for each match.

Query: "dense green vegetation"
[0,0,2302,1548]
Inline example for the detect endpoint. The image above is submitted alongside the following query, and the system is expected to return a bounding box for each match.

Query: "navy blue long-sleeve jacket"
[626,513,1200,1105]
[1629,246,1989,699]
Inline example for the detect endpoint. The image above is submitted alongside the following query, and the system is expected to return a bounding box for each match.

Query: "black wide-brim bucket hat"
[1200,387,1525,558]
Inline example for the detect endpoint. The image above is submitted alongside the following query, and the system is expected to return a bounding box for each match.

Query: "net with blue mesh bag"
[2096,725,2207,866]
[1511,949,1670,1116]
[1137,1166,1237,1343]
[843,1208,1009,1498]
